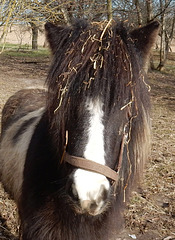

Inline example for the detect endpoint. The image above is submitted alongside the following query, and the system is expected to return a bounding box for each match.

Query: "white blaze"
[73,98,110,214]
[84,98,105,164]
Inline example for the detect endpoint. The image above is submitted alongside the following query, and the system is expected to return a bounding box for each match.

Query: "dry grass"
[0,184,19,240]
[0,52,175,240]
[123,70,175,240]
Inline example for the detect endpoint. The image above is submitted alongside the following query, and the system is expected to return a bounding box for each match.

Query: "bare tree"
[146,0,156,70]
[157,0,175,71]
[134,0,143,26]
[146,0,153,22]
[107,0,113,20]
[1,0,175,69]
[0,0,17,42]
[29,21,39,50]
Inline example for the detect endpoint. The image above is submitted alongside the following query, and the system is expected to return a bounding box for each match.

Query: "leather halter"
[64,131,127,194]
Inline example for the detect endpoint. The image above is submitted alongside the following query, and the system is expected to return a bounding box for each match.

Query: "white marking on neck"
[84,98,105,164]
[0,107,45,202]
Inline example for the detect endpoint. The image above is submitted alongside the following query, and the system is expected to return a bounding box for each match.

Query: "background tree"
[107,0,113,20]
[146,0,153,22]
[134,0,143,26]
[157,0,175,70]
[0,0,175,70]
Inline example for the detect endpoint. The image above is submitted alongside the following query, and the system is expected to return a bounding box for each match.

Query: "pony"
[0,20,159,240]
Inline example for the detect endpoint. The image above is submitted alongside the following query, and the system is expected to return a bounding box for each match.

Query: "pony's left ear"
[45,22,66,54]
[130,21,160,71]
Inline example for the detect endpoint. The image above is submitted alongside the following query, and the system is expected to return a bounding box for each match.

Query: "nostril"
[96,185,108,204]
[81,200,97,212]
[89,201,98,212]
[66,179,79,201]
[71,183,79,201]
[81,200,91,210]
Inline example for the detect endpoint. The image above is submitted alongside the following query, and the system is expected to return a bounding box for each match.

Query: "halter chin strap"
[64,131,127,195]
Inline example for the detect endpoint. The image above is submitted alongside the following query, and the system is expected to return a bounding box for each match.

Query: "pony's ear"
[45,22,65,54]
[130,21,160,71]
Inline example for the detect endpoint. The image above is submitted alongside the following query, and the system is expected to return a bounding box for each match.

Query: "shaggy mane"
[46,20,146,119]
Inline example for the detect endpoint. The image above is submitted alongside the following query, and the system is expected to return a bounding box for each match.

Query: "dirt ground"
[0,54,175,240]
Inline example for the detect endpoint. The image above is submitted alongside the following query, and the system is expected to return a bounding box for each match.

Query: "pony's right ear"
[45,22,65,54]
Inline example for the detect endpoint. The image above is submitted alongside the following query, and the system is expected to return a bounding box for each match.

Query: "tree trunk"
[0,31,5,42]
[30,22,38,50]
[61,7,71,25]
[162,11,175,67]
[134,0,142,26]
[146,0,155,70]
[157,0,166,71]
[146,0,153,22]
[107,0,113,20]
[168,10,175,49]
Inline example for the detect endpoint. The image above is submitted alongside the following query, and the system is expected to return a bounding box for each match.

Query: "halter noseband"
[64,131,127,196]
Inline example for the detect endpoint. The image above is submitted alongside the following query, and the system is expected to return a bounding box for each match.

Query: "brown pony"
[0,20,159,240]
